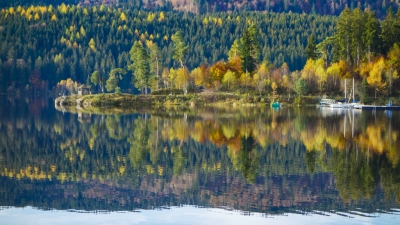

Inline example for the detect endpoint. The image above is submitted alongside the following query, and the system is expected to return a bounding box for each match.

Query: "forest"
[1,0,399,18]
[1,4,400,100]
[0,4,336,93]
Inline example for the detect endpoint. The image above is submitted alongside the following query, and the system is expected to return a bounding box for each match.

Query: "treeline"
[296,6,400,100]
[0,4,336,93]
[195,0,399,17]
[2,0,399,18]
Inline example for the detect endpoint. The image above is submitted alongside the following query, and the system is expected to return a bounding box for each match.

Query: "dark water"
[1,95,400,224]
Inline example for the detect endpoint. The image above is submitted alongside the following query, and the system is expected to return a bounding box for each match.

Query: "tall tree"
[228,39,240,61]
[306,34,319,60]
[382,7,397,54]
[335,7,353,63]
[239,24,261,74]
[351,7,365,66]
[129,41,152,95]
[90,70,101,92]
[362,10,381,63]
[149,42,162,89]
[386,44,400,95]
[105,68,126,93]
[172,31,188,69]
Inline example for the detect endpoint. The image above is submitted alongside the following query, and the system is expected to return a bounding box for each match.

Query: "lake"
[0,95,400,224]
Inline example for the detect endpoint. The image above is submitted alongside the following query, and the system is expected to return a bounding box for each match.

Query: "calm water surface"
[0,95,400,224]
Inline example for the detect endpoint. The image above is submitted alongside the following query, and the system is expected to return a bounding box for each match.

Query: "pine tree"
[382,7,397,54]
[239,24,261,74]
[306,34,319,60]
[129,41,152,95]
[335,7,353,63]
[362,10,381,63]
[172,31,188,69]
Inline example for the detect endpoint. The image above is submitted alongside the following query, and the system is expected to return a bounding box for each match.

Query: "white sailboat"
[329,79,353,108]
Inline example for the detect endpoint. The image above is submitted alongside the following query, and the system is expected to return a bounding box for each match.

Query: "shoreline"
[54,93,322,109]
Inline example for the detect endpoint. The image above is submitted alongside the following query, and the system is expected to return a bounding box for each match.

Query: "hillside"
[0,5,335,92]
[1,0,399,17]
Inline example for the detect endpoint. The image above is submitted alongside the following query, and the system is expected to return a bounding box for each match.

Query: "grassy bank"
[55,92,400,110]
[55,92,322,108]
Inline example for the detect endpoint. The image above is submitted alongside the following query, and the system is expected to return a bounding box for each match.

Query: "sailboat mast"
[352,78,355,103]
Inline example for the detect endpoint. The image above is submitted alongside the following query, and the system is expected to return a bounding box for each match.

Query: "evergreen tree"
[335,7,353,64]
[306,34,319,60]
[382,7,398,54]
[363,10,382,63]
[239,24,261,74]
[172,31,188,69]
[105,68,126,93]
[129,41,152,95]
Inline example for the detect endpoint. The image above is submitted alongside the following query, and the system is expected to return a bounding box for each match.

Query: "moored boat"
[271,102,281,107]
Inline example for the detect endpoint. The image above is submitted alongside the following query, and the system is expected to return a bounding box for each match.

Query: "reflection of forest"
[0,97,399,212]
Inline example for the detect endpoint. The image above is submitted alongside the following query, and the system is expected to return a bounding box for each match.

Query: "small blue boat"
[271,102,281,107]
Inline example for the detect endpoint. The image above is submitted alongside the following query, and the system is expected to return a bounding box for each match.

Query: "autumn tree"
[367,58,386,99]
[385,44,400,95]
[222,70,237,90]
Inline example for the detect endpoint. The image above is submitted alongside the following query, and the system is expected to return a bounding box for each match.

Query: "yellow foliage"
[51,14,57,21]
[58,3,68,14]
[146,40,153,48]
[120,12,127,21]
[158,12,165,22]
[9,7,15,15]
[34,12,40,20]
[367,57,386,94]
[146,165,154,174]
[217,18,223,26]
[147,13,155,22]
[88,38,96,52]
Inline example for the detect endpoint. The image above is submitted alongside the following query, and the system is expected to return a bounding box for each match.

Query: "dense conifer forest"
[0,4,336,92]
[1,3,400,99]
[1,0,399,18]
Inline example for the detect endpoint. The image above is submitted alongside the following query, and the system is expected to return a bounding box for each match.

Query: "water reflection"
[0,96,400,218]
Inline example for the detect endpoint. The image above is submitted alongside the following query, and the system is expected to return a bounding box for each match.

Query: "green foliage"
[306,34,319,60]
[129,41,152,94]
[105,68,126,92]
[294,78,308,96]
[0,6,337,92]
[172,31,188,68]
[239,24,261,74]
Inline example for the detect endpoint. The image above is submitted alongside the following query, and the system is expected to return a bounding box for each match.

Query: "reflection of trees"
[380,158,400,203]
[106,115,127,140]
[330,145,378,201]
[128,116,151,167]
[1,98,400,210]
[238,134,259,183]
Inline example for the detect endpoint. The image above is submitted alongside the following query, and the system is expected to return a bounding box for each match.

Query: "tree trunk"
[156,56,159,89]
